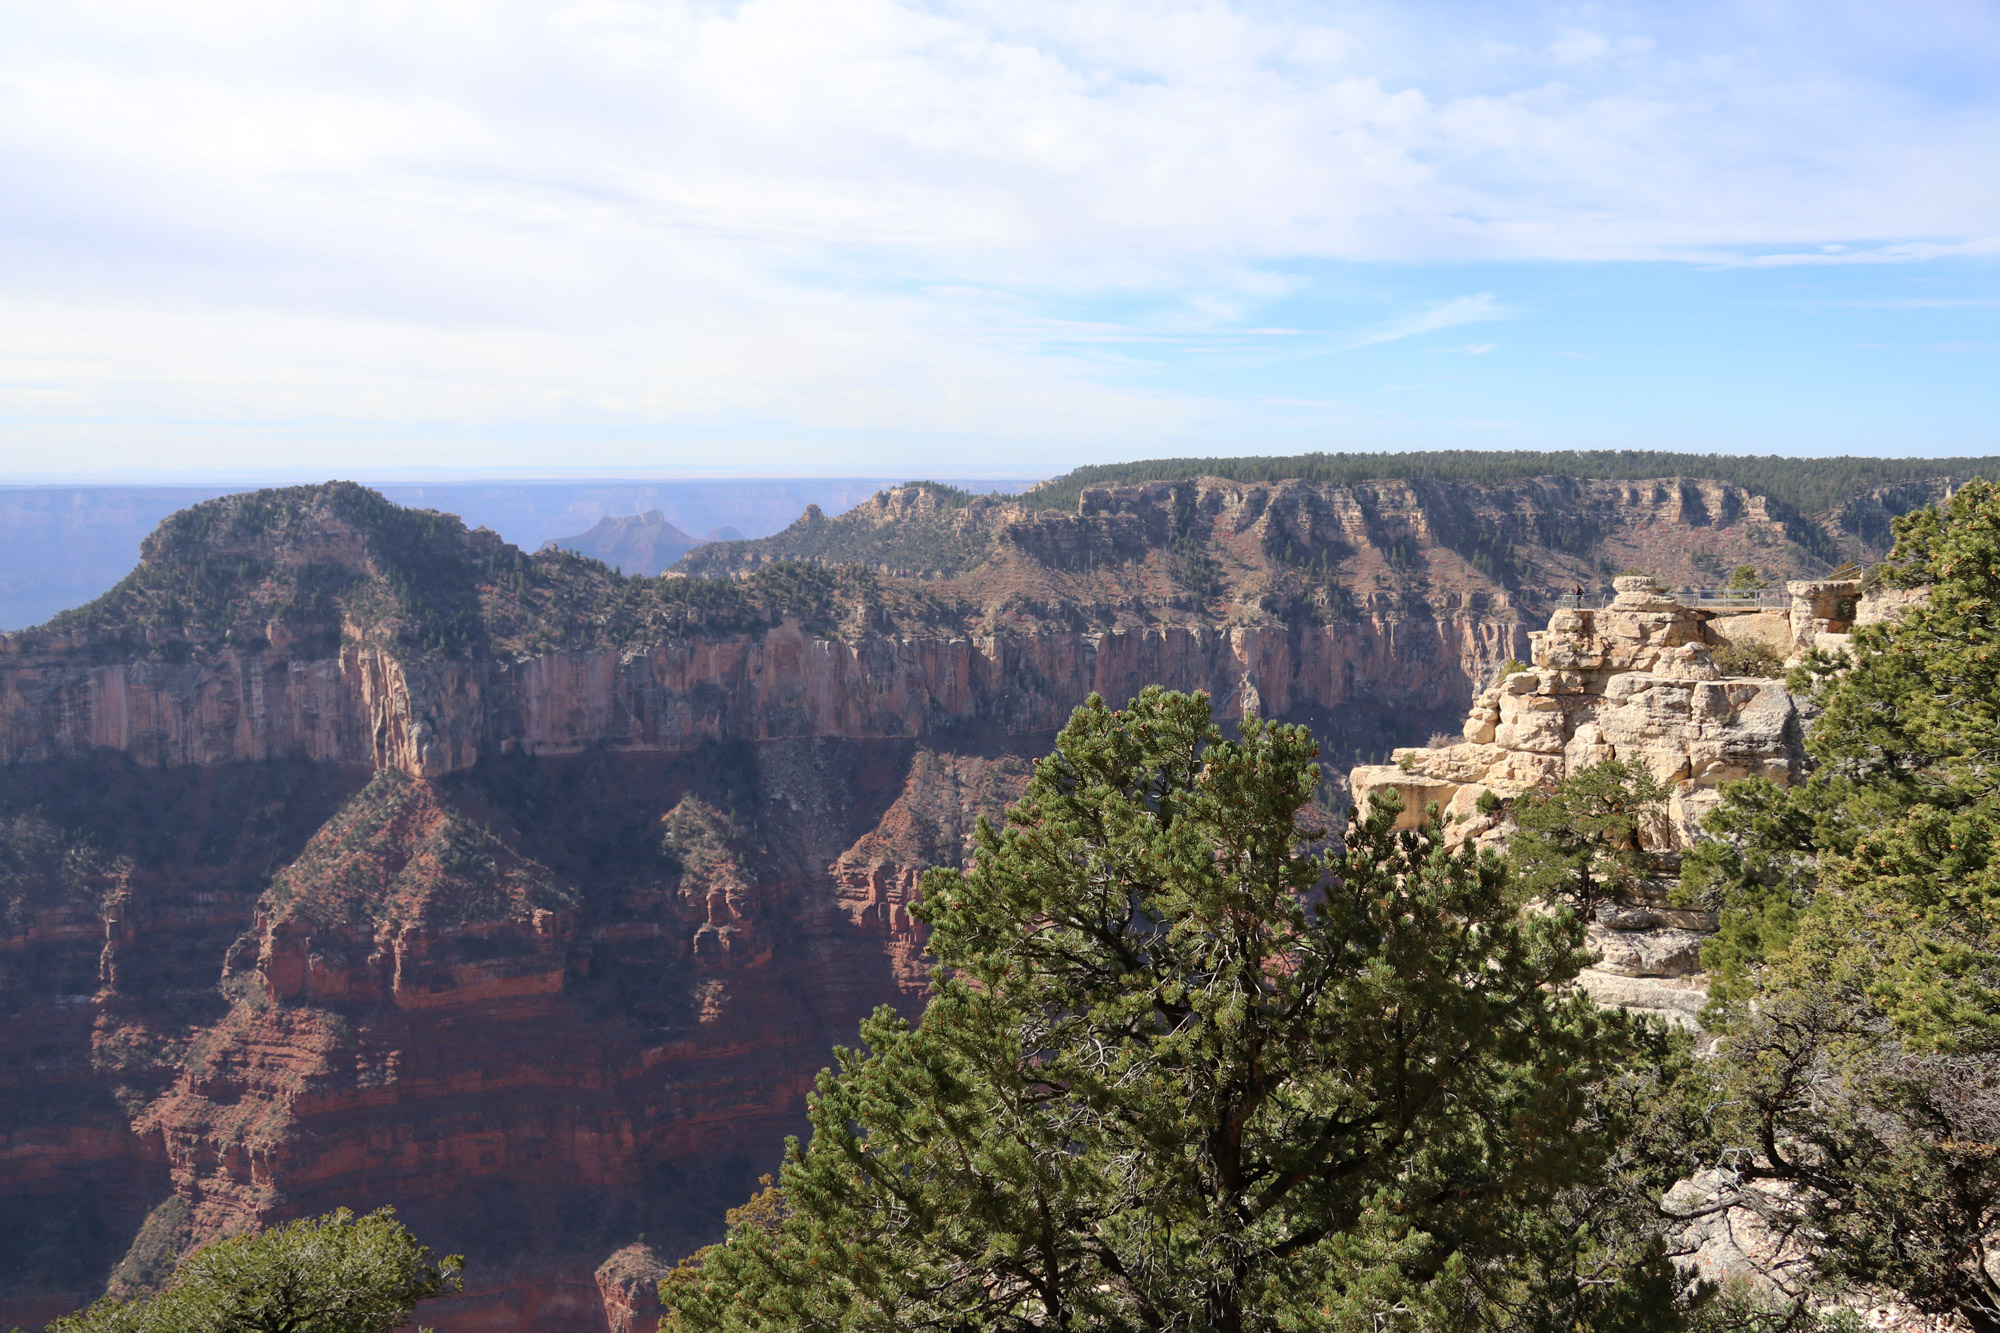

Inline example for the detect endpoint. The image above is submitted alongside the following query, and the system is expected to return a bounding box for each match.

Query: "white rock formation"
[1348,574,1830,1028]
[1352,576,1808,845]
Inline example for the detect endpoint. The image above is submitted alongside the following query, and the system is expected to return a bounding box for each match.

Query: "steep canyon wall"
[0,616,1524,780]
[0,619,1518,1332]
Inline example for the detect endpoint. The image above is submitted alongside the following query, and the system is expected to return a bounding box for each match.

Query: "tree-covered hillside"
[18,483,973,662]
[1027,451,2000,516]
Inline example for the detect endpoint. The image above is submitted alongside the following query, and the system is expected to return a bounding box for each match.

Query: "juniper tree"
[1679,479,2000,1329]
[1506,759,1671,917]
[48,1207,462,1333]
[663,688,1693,1333]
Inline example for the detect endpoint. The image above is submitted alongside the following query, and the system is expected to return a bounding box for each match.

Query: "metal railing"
[1686,589,1791,609]
[1553,588,1790,611]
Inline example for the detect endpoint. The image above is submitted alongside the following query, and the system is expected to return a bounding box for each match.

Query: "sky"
[1,0,1996,481]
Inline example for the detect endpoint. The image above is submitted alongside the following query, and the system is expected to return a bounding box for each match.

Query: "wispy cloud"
[1547,29,1610,64]
[1347,297,1509,351]
[1711,238,2000,268]
[1840,297,2000,309]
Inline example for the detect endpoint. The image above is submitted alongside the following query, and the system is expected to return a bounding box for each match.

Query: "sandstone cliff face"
[1350,575,1821,837]
[1345,574,1900,1028]
[0,760,368,1326]
[1,471,1889,786]
[0,735,1051,1333]
[830,750,1032,998]
[488,614,1523,769]
[0,618,1519,782]
[0,644,482,776]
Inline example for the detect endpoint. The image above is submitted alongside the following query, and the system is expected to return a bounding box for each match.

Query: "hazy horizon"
[0,443,1992,491]
[0,474,1046,628]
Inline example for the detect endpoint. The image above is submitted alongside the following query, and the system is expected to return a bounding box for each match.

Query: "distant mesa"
[544,509,706,575]
[706,525,744,542]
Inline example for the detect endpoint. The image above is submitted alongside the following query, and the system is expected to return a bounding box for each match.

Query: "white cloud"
[0,0,1995,468]
[1347,296,1509,350]
[1713,238,2000,268]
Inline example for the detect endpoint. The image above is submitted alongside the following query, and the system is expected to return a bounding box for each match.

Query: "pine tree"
[1506,759,1671,917]
[662,688,1690,1333]
[48,1207,461,1333]
[1680,478,2000,1328]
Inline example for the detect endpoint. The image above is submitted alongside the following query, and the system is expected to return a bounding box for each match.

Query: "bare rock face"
[1354,574,1921,1025]
[1585,923,1710,978]
[1368,576,1967,1319]
[595,1244,671,1333]
[1574,972,1711,1027]
[99,747,992,1333]
[1350,577,1829,1022]
[0,620,1513,785]
[0,761,370,1328]
[0,473,1902,788]
[830,750,1032,998]
[1353,578,1810,841]
[1790,578,1929,667]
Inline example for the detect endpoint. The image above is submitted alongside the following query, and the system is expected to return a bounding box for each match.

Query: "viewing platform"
[1554,587,1792,612]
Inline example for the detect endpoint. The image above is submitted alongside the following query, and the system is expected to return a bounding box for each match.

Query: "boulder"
[1587,924,1709,977]
[1349,766,1459,830]
[1575,970,1709,1029]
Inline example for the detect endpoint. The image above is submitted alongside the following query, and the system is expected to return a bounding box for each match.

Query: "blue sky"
[0,0,1995,479]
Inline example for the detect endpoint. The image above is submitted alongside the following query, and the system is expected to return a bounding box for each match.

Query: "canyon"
[0,470,1945,1331]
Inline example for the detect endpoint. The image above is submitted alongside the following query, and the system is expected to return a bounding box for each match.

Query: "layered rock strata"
[0,731,1043,1333]
[1,471,1923,786]
[830,750,1034,999]
[117,744,1033,1333]
[1350,575,1827,1026]
[0,621,1516,782]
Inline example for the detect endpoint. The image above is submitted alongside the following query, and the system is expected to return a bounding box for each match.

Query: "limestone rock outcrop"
[1350,576,1824,1026]
[1349,573,1926,1027]
[596,1244,671,1333]
[0,620,1516,784]
[1353,576,1808,840]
